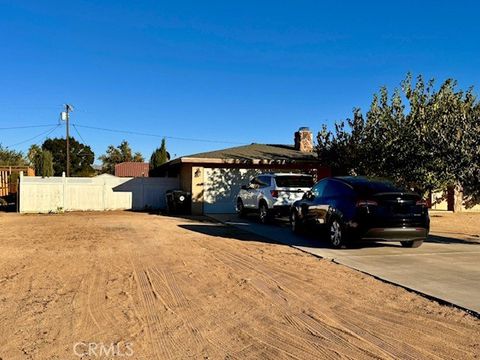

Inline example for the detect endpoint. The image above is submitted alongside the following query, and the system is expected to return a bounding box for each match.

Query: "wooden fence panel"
[0,170,8,196]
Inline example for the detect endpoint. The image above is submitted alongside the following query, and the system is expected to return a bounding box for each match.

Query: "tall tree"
[149,138,170,170]
[32,149,54,177]
[316,74,480,206]
[0,145,27,166]
[42,137,95,176]
[98,140,144,174]
[27,144,42,167]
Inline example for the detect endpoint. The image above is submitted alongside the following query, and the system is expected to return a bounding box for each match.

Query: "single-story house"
[115,162,150,177]
[151,127,330,214]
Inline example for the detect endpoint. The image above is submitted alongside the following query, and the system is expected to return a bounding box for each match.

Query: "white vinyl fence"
[19,173,179,213]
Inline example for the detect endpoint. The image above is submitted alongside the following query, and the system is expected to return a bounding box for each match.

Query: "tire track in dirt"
[158,271,253,359]
[130,240,208,360]
[149,266,244,359]
[216,251,396,358]
[211,249,366,359]
[137,267,175,359]
[145,268,204,358]
[212,245,451,360]
[206,246,396,359]
[83,270,102,334]
[150,270,200,330]
[236,249,471,355]
[226,249,446,360]
[171,271,253,360]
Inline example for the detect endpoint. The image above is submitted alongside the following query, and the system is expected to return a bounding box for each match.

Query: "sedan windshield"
[275,176,313,188]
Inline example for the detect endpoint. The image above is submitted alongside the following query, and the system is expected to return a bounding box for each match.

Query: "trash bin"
[165,189,191,215]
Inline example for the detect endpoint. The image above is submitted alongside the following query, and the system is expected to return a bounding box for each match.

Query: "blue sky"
[1,1,479,163]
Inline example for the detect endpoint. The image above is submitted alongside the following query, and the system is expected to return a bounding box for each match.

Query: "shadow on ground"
[426,235,480,245]
[178,221,403,250]
[179,212,480,250]
[178,224,281,245]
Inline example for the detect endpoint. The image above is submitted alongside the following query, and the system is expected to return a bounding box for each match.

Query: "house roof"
[160,143,318,168]
[114,162,150,177]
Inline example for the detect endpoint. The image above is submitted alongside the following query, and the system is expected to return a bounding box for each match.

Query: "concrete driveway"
[209,213,480,315]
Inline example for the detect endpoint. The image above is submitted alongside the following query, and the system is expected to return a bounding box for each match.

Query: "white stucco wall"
[19,173,179,213]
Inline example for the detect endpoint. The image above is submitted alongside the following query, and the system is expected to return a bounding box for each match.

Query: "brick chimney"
[294,127,313,152]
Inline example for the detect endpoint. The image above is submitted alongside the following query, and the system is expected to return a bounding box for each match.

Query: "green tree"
[42,137,95,176]
[149,138,170,170]
[32,149,54,177]
[98,140,144,174]
[316,74,480,206]
[0,144,27,166]
[27,144,42,167]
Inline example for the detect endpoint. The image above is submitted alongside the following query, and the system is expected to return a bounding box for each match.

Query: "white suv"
[236,173,314,223]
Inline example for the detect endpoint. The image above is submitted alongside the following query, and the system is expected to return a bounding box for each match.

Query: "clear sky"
[1,1,479,163]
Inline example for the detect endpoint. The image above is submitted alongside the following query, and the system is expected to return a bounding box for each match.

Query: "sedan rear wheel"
[291,211,302,233]
[401,240,424,248]
[329,219,345,248]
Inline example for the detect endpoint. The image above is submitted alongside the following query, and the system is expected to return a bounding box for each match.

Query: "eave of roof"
[154,143,320,171]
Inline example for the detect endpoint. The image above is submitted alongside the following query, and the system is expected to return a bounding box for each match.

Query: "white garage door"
[203,168,261,213]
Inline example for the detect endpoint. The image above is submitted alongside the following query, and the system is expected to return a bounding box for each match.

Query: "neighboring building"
[430,188,480,212]
[151,127,330,214]
[114,162,150,177]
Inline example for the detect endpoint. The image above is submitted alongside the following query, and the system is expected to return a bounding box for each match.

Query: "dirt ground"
[0,212,479,359]
[429,211,480,242]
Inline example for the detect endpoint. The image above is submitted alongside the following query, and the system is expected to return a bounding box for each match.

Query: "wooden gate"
[0,170,11,196]
[0,167,35,197]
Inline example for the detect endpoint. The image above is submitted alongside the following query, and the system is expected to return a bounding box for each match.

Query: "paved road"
[209,213,480,315]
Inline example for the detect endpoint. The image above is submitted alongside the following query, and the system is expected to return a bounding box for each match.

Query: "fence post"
[62,172,66,211]
[18,171,23,213]
[103,177,107,210]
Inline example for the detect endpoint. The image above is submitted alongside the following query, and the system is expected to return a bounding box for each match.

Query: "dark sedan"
[290,176,429,248]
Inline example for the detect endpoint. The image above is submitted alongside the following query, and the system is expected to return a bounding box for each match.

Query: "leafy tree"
[27,144,42,166]
[0,144,27,166]
[98,140,144,174]
[28,144,53,176]
[42,137,95,176]
[149,138,170,170]
[317,74,480,206]
[32,149,54,177]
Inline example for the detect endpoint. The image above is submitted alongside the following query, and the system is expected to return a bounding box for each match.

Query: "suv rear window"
[275,175,313,188]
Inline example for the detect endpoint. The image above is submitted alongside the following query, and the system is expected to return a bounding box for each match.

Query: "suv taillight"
[271,190,279,198]
[356,200,378,207]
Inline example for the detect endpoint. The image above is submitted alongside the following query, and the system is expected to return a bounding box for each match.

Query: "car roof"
[268,173,312,177]
[332,176,405,191]
[333,176,390,185]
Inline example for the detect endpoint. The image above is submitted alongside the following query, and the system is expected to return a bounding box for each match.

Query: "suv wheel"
[401,240,423,248]
[329,219,345,248]
[258,202,270,224]
[236,198,246,217]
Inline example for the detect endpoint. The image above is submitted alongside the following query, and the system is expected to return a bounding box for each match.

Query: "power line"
[5,124,61,148]
[72,123,246,145]
[0,124,59,130]
[71,124,87,145]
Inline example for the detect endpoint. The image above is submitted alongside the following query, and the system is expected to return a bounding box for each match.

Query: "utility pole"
[62,104,73,177]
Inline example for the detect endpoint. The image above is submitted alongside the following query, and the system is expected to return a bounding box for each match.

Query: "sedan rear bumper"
[360,227,428,241]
